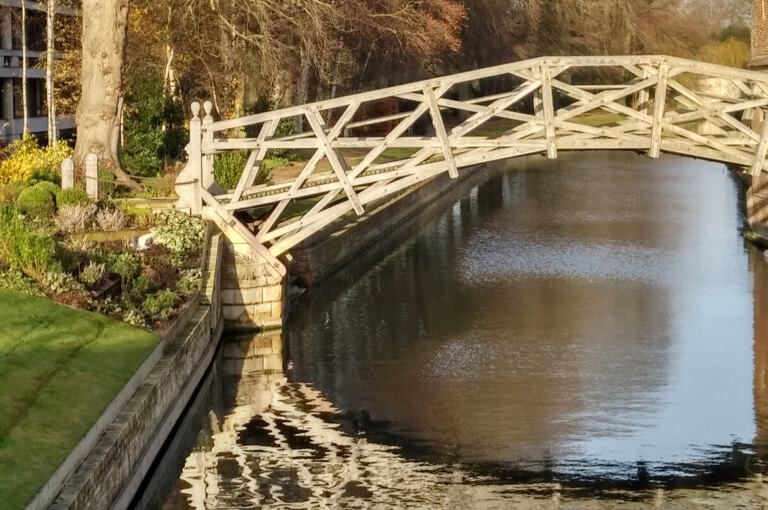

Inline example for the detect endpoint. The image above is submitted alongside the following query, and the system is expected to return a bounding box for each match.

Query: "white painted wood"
[180,55,768,258]
[231,118,278,202]
[423,84,458,178]
[649,64,670,158]
[541,63,557,159]
[304,109,365,215]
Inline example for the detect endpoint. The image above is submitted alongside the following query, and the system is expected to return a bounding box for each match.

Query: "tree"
[73,0,137,186]
[46,0,56,145]
[21,1,28,135]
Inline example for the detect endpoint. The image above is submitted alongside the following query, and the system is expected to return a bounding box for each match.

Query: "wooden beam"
[541,63,557,159]
[649,63,669,158]
[423,84,458,178]
[200,188,286,277]
[231,119,278,202]
[305,109,365,215]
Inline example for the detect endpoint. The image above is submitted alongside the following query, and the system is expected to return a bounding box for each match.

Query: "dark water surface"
[137,152,768,508]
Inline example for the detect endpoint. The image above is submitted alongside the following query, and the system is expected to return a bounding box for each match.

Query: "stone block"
[222,304,249,322]
[220,288,264,306]
[252,303,272,317]
[263,285,283,303]
[271,301,282,319]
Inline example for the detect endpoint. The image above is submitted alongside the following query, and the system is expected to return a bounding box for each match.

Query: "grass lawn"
[0,290,159,509]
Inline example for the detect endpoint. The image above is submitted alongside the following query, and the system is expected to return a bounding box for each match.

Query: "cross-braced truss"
[175,55,768,276]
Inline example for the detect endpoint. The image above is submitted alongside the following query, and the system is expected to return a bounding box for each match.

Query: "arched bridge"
[175,55,768,277]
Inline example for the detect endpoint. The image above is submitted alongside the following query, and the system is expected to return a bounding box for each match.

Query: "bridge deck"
[175,55,768,275]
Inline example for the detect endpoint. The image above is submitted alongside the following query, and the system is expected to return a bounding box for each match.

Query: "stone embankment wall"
[288,161,500,288]
[44,231,225,510]
[202,209,284,331]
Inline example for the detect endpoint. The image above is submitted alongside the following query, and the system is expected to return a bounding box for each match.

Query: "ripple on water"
[459,229,675,285]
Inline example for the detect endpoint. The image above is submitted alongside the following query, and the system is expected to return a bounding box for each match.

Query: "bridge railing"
[175,55,768,268]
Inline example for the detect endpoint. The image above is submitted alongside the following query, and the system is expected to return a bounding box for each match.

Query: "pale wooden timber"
[175,55,768,263]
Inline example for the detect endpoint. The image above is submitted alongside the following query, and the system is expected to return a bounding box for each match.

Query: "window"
[13,78,46,118]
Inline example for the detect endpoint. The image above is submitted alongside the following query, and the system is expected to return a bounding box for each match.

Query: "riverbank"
[0,291,159,510]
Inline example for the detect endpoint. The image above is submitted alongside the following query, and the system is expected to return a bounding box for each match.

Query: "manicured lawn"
[0,290,159,509]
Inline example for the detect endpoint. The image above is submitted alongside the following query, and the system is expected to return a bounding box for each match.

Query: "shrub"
[0,203,59,280]
[143,290,176,319]
[55,204,97,234]
[0,269,44,296]
[92,250,141,290]
[0,134,72,184]
[78,262,106,287]
[153,209,206,263]
[214,151,248,189]
[56,187,91,208]
[95,208,127,231]
[214,151,278,189]
[16,182,58,217]
[120,71,186,177]
[98,169,116,197]
[124,307,147,328]
[0,182,28,202]
[177,268,201,296]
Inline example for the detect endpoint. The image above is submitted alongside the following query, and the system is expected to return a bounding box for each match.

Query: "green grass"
[0,290,159,509]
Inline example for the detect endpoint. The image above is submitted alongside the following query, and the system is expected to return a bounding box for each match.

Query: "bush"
[214,152,281,189]
[56,187,91,208]
[153,209,206,263]
[0,203,59,280]
[0,269,44,296]
[55,204,97,234]
[0,134,72,184]
[214,151,248,189]
[92,250,141,290]
[98,169,116,197]
[120,71,186,177]
[78,262,106,287]
[16,182,58,217]
[143,290,176,319]
[95,208,127,231]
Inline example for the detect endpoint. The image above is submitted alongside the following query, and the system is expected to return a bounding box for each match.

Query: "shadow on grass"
[0,290,159,510]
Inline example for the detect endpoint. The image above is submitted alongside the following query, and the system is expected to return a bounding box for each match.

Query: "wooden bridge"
[175,55,768,277]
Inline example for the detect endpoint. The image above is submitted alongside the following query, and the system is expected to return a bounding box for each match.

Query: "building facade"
[0,1,75,144]
[752,0,768,68]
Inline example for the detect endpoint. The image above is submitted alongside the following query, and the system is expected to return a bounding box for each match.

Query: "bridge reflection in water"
[140,153,768,508]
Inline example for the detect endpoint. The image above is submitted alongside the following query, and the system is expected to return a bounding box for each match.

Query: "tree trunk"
[74,0,137,187]
[21,2,27,135]
[46,0,56,145]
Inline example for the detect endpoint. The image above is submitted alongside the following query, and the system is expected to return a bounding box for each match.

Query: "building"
[752,0,768,69]
[0,1,75,144]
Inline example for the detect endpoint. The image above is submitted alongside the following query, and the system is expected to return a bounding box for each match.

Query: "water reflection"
[139,152,768,508]
[285,152,754,478]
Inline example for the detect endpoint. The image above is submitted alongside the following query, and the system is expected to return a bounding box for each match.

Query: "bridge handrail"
[204,55,768,133]
[174,54,768,268]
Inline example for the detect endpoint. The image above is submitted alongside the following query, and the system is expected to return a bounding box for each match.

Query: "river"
[133,151,768,508]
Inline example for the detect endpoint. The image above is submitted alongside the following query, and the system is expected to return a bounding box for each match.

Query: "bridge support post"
[202,101,215,189]
[540,63,557,159]
[648,63,669,159]
[175,102,203,215]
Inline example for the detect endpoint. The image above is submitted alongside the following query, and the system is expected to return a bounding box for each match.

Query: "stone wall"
[288,161,499,288]
[203,209,284,331]
[48,233,225,510]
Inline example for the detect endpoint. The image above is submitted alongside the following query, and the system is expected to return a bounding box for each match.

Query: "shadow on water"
[135,152,768,508]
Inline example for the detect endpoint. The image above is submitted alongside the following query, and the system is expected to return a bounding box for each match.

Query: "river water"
[135,152,768,508]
